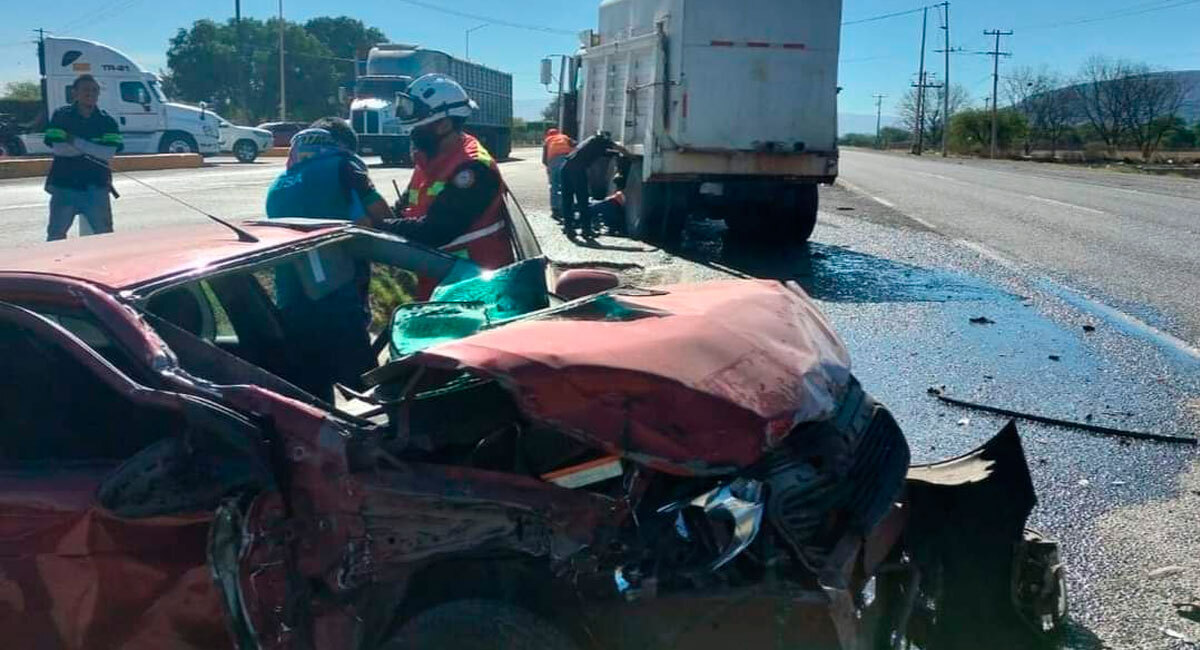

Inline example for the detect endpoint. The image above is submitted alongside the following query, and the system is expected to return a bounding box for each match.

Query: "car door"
[0,302,243,649]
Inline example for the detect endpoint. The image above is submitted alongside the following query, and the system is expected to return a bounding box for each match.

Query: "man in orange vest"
[542,127,574,219]
[364,74,516,296]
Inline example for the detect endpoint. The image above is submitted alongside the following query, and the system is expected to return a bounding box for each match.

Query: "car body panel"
[396,279,852,475]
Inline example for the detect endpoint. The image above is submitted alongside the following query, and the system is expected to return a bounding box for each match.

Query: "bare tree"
[1072,56,1129,156]
[1007,66,1074,156]
[897,83,969,151]
[1119,68,1189,160]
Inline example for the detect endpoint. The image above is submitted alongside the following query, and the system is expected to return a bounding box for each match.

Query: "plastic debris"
[957,418,970,426]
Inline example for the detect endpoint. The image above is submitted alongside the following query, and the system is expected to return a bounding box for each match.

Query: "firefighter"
[370,74,516,293]
[542,127,574,219]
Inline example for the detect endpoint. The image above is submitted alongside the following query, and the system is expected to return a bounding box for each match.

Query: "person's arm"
[44,108,70,149]
[377,161,499,248]
[340,157,395,227]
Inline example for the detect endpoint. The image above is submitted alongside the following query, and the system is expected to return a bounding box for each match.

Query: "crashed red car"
[0,220,1066,649]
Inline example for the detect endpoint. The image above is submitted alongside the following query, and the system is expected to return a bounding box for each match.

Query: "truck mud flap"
[904,421,1064,649]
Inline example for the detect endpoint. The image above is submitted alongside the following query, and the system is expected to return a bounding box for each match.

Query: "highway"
[1,148,1199,647]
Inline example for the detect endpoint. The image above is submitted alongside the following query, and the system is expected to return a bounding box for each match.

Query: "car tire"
[381,600,578,650]
[159,132,198,154]
[0,137,24,157]
[233,139,259,163]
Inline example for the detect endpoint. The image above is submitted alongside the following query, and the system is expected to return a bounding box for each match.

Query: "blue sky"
[3,0,1199,123]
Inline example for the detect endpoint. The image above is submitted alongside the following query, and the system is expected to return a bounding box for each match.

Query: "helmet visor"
[395,93,431,124]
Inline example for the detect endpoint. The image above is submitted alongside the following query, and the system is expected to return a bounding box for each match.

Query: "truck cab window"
[120,81,150,105]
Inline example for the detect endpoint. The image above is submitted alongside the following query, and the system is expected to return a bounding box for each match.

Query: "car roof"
[0,221,346,291]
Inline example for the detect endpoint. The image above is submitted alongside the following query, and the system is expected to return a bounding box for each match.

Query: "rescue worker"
[559,131,627,240]
[264,116,394,401]
[542,127,574,219]
[44,74,122,241]
[368,74,516,294]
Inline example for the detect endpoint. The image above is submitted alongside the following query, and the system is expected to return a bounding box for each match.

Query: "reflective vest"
[404,133,514,270]
[543,133,573,162]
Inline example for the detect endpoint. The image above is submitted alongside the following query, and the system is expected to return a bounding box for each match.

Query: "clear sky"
[2,0,1199,122]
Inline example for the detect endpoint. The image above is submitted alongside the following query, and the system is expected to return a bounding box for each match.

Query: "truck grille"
[352,109,379,134]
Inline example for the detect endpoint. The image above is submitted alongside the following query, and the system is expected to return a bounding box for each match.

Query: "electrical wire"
[391,0,576,36]
[1022,0,1200,30]
[842,5,928,26]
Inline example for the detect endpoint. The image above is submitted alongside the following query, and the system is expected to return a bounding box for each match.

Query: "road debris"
[1177,601,1200,623]
[1149,566,1188,579]
[927,390,1199,446]
[1161,627,1192,642]
[1082,324,1096,332]
[957,417,971,426]
[969,316,996,325]
[1077,479,1091,487]
[1049,354,1062,361]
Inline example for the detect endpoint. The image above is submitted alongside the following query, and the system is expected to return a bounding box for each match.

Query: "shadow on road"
[673,220,1001,304]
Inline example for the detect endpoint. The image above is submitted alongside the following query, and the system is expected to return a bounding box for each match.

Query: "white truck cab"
[212,113,273,163]
[18,36,219,156]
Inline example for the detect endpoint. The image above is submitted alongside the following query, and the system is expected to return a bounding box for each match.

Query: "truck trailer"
[552,0,841,243]
[351,44,514,164]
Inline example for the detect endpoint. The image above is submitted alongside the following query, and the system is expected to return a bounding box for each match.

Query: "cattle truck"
[16,36,219,156]
[351,44,514,164]
[549,0,841,243]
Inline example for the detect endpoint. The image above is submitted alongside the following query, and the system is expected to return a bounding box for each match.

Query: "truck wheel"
[623,161,661,241]
[159,132,198,154]
[382,600,578,650]
[233,139,258,163]
[775,184,819,242]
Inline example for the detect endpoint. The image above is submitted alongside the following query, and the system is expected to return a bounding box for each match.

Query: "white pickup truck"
[551,0,841,243]
[17,36,220,157]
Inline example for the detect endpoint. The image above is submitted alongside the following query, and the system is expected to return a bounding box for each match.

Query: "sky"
[3,0,1200,124]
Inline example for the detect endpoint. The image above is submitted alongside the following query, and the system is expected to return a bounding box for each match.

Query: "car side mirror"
[540,58,553,86]
[554,269,621,300]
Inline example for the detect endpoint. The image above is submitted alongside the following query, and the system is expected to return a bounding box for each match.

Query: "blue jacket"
[265,149,366,220]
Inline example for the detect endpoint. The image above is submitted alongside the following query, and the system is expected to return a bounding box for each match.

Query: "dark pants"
[560,165,592,236]
[47,185,112,241]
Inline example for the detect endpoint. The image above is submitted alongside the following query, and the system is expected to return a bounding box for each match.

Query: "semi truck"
[548,0,841,243]
[351,44,514,165]
[15,36,220,157]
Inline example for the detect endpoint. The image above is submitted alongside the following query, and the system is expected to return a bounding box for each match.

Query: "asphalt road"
[1,148,1199,647]
[839,148,1200,351]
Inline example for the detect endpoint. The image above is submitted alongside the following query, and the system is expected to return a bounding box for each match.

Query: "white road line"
[0,203,46,211]
[1025,195,1106,215]
[837,178,937,230]
[955,239,1018,269]
[872,196,895,208]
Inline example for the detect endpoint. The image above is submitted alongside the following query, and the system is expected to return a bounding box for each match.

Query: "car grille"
[764,381,911,557]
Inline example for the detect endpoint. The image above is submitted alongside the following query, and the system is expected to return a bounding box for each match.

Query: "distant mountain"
[1037,70,1200,124]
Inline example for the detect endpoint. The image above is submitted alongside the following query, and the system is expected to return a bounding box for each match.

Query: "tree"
[838,133,877,147]
[1006,66,1073,156]
[879,126,911,148]
[166,16,387,124]
[1072,57,1132,156]
[305,16,387,96]
[897,83,968,152]
[949,108,1027,154]
[1119,69,1189,160]
[2,81,41,101]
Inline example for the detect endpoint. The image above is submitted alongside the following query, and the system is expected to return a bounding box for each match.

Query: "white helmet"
[396,73,477,128]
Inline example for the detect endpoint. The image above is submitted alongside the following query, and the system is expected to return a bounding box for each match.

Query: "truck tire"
[623,160,660,240]
[382,600,579,650]
[776,183,819,242]
[159,132,198,154]
[233,139,259,163]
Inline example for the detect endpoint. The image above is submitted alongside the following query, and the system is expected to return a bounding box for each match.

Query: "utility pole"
[939,2,950,157]
[465,23,489,61]
[984,29,1012,159]
[913,6,929,155]
[873,94,887,148]
[278,0,286,121]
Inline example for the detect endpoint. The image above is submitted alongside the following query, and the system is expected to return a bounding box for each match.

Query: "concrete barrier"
[0,153,202,180]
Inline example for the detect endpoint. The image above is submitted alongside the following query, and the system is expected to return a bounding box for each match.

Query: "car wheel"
[233,139,259,163]
[160,132,198,154]
[381,600,578,650]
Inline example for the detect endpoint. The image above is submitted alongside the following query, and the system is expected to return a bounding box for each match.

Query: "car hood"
[393,280,853,476]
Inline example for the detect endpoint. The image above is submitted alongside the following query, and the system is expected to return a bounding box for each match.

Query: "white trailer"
[17,36,220,157]
[555,0,841,243]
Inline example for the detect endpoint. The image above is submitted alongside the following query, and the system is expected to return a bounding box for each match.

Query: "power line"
[983,29,1013,159]
[843,6,928,26]
[391,0,576,36]
[1022,0,1200,29]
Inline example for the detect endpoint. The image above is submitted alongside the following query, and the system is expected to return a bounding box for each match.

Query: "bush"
[1082,143,1109,163]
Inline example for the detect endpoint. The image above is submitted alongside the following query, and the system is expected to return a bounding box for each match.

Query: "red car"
[257,121,309,148]
[0,219,1066,649]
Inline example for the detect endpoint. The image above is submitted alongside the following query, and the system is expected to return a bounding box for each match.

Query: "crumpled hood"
[406,280,852,475]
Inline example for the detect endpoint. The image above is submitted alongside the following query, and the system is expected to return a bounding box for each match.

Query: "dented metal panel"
[404,280,852,475]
